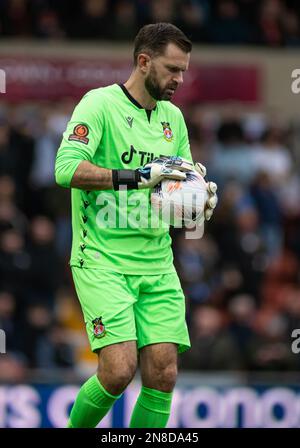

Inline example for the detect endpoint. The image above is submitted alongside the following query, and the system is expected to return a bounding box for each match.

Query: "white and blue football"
[151,170,208,228]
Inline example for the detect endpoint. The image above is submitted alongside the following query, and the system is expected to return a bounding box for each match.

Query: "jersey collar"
[119,84,157,111]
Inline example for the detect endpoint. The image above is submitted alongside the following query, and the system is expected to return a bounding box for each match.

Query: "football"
[151,170,208,227]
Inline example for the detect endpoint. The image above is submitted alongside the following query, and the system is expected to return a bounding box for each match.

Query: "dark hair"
[133,23,192,65]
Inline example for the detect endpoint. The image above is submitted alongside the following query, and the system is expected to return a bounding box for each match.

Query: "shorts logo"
[161,122,173,142]
[92,317,106,338]
[68,124,89,144]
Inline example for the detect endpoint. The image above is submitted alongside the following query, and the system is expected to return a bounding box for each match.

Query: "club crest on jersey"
[92,317,106,338]
[161,122,173,142]
[68,124,89,144]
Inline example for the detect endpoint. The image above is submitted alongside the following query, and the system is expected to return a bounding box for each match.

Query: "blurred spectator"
[211,120,256,187]
[256,0,283,46]
[0,176,28,235]
[250,171,283,258]
[0,291,18,352]
[18,302,74,369]
[110,0,138,41]
[212,265,245,307]
[248,310,297,370]
[0,122,15,176]
[48,322,75,368]
[282,9,300,46]
[277,173,300,219]
[242,112,267,142]
[0,120,34,212]
[68,0,110,39]
[283,287,300,338]
[207,0,252,44]
[30,133,56,189]
[20,302,53,368]
[0,0,31,37]
[26,216,62,308]
[176,233,219,306]
[260,249,299,310]
[209,180,267,301]
[252,127,292,187]
[149,0,176,23]
[35,9,65,39]
[0,354,28,382]
[175,0,208,42]
[228,294,257,368]
[0,229,31,295]
[180,305,243,370]
[0,0,299,46]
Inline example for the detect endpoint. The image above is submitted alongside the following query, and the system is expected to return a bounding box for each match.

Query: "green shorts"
[71,267,191,354]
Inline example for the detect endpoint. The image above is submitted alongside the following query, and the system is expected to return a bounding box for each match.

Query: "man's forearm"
[71,161,113,190]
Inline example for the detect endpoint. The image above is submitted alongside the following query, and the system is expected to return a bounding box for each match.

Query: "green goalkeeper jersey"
[55,84,192,274]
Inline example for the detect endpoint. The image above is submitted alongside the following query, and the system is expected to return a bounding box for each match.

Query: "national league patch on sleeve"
[68,124,89,144]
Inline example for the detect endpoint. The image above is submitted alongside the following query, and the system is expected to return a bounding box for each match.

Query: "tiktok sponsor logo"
[121,145,156,165]
[121,145,170,166]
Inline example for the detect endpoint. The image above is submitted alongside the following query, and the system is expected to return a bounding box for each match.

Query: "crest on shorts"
[161,122,173,142]
[92,317,106,338]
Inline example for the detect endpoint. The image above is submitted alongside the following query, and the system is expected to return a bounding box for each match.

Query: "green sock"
[68,374,121,428]
[129,386,173,428]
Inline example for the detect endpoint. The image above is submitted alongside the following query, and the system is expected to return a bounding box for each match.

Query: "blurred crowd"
[0,0,300,47]
[0,97,300,381]
[178,105,300,372]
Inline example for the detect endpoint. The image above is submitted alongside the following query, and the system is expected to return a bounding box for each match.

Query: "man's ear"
[137,53,151,74]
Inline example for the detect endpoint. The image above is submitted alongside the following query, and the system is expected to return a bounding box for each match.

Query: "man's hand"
[137,156,194,189]
[194,162,218,221]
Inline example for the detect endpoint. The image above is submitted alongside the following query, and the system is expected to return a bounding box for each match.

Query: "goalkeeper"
[55,23,217,428]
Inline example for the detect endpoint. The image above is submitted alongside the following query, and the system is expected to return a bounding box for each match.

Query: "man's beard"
[145,66,177,101]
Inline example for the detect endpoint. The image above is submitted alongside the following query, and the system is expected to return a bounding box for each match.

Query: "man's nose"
[174,72,183,85]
